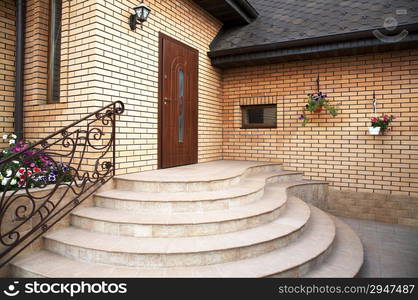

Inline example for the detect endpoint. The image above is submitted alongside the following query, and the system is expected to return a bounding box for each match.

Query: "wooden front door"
[159,33,198,169]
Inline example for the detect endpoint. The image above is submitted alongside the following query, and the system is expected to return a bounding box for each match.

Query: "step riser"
[287,184,328,210]
[10,266,43,278]
[115,164,283,192]
[44,225,305,268]
[266,174,303,184]
[243,164,283,176]
[71,203,284,238]
[94,188,265,213]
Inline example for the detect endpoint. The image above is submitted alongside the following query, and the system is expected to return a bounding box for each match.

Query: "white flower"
[1,178,9,186]
[2,149,8,154]
[11,134,17,139]
[2,134,8,140]
[10,179,17,185]
[5,169,13,177]
[12,160,20,165]
[9,139,15,145]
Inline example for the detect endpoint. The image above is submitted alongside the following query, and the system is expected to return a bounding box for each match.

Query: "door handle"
[164,97,172,104]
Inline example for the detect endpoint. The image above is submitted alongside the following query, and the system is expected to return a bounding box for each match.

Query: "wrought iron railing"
[0,101,124,268]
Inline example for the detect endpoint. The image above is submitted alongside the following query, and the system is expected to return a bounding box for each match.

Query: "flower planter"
[368,126,381,135]
[314,106,323,113]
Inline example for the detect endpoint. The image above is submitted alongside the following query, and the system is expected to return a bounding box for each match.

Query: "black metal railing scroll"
[0,101,124,268]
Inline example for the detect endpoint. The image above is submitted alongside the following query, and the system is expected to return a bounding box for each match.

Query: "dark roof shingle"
[210,0,418,52]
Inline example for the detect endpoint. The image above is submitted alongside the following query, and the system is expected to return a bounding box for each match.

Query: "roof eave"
[192,0,258,25]
[208,23,418,68]
[210,23,418,57]
[209,32,418,69]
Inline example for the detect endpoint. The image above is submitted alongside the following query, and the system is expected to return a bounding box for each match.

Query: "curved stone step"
[304,216,364,278]
[114,160,282,192]
[11,205,336,277]
[95,171,302,213]
[45,198,311,267]
[72,184,289,237]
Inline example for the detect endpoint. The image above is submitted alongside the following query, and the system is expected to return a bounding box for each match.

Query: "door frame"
[158,32,199,169]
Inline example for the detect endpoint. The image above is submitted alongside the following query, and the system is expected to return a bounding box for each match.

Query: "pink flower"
[33,168,41,173]
[371,117,378,123]
[30,163,35,168]
[16,168,25,178]
[383,115,389,122]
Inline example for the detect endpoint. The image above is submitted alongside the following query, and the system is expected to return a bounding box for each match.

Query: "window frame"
[240,104,277,129]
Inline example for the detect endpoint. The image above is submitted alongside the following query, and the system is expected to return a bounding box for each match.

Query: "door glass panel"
[178,69,185,143]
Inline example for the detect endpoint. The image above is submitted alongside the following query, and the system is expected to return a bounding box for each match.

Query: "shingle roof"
[210,0,418,52]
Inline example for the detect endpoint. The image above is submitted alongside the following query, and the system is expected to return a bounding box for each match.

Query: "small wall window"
[47,0,62,103]
[241,104,277,129]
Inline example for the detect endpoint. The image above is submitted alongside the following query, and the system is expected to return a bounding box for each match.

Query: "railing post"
[112,102,116,177]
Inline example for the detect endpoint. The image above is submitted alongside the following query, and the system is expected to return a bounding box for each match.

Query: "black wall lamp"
[129,1,151,31]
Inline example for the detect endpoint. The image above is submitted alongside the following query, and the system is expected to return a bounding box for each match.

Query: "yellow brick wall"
[223,49,418,197]
[0,0,15,148]
[23,0,223,174]
[24,0,49,107]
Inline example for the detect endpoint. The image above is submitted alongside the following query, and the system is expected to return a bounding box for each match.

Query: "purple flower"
[10,146,21,153]
[25,150,35,156]
[48,174,56,182]
[298,115,305,120]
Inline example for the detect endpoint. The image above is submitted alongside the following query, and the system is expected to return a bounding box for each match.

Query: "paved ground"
[339,217,418,278]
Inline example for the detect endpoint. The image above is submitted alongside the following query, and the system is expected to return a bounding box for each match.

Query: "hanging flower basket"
[298,92,338,126]
[369,115,395,135]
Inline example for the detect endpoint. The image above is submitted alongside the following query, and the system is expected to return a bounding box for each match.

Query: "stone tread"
[95,170,301,203]
[115,160,281,183]
[48,197,310,255]
[304,216,364,278]
[11,205,335,277]
[74,184,288,225]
